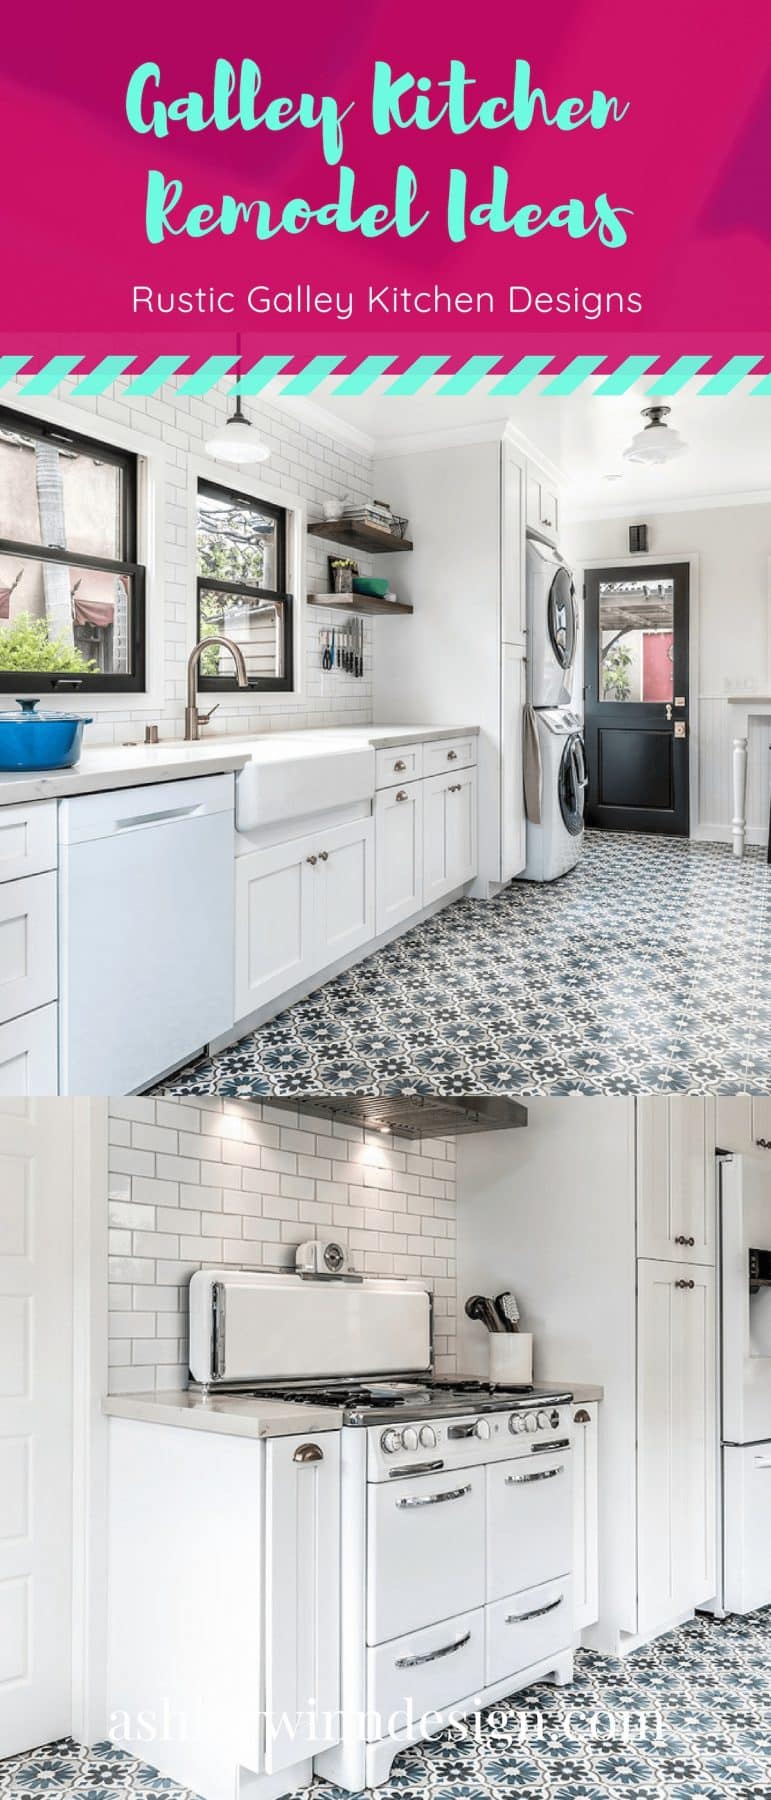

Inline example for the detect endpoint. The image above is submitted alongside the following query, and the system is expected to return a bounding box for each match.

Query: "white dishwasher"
[58,774,235,1094]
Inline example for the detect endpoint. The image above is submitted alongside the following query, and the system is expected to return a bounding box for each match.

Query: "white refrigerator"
[720,1153,771,1613]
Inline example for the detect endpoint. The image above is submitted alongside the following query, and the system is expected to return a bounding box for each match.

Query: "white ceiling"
[278,379,771,518]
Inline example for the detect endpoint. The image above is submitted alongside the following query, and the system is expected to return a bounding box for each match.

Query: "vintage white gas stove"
[188,1262,575,1792]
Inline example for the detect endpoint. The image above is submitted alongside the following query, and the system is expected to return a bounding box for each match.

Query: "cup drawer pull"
[506,1594,564,1625]
[505,1465,564,1485]
[293,1442,324,1464]
[396,1481,472,1509]
[396,1630,471,1669]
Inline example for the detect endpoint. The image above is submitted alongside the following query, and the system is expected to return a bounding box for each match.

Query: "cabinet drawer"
[422,736,477,779]
[375,744,423,788]
[486,1577,572,1687]
[0,801,57,884]
[0,871,57,1026]
[367,1465,485,1644]
[0,1003,58,1096]
[486,1451,572,1603]
[367,1608,484,1740]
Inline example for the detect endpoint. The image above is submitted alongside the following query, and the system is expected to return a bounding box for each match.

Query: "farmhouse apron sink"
[232,735,376,831]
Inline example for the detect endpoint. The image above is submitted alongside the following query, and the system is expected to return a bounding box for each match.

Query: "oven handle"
[506,1465,565,1485]
[396,1630,471,1669]
[396,1481,472,1509]
[506,1595,565,1625]
[531,1439,571,1454]
[387,1459,445,1480]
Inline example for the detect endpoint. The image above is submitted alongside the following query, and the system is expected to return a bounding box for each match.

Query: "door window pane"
[599,579,674,703]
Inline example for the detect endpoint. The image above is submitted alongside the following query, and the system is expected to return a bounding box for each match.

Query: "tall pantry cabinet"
[372,431,531,897]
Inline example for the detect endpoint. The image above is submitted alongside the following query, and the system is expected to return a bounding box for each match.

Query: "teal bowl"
[352,576,390,598]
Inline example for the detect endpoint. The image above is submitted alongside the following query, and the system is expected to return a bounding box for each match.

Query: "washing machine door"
[559,733,586,836]
[548,563,578,675]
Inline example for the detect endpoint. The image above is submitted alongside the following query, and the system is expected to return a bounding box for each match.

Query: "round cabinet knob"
[537,1410,551,1430]
[402,1426,419,1452]
[381,1429,403,1455]
[508,1413,526,1434]
[474,1418,492,1441]
[419,1424,436,1449]
[525,1413,539,1433]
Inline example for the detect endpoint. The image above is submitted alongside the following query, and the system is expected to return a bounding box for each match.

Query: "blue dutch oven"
[0,698,93,770]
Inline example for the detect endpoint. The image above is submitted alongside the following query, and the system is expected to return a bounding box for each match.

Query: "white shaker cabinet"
[236,816,374,1020]
[637,1259,717,1634]
[0,871,57,1027]
[423,767,478,908]
[375,782,423,933]
[264,1433,341,1774]
[0,1005,58,1096]
[571,1404,599,1633]
[716,1095,771,1155]
[637,1096,716,1265]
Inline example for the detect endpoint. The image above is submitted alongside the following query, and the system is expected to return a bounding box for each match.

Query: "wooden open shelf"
[308,518,413,554]
[307,593,413,616]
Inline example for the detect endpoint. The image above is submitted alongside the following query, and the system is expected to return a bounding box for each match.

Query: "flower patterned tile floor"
[4,1609,771,1799]
[158,832,771,1099]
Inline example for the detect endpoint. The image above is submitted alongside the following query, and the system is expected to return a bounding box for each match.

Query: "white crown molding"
[271,393,376,456]
[563,488,771,523]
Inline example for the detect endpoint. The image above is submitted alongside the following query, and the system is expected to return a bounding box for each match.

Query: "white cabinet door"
[526,469,559,545]
[501,646,527,883]
[264,1433,341,1773]
[571,1404,599,1632]
[235,834,317,1018]
[423,769,478,907]
[376,783,423,934]
[715,1096,753,1154]
[0,1101,74,1758]
[637,1259,716,1635]
[0,1005,58,1097]
[637,1096,716,1265]
[0,872,57,1027]
[317,816,374,965]
[500,440,526,644]
[0,803,57,885]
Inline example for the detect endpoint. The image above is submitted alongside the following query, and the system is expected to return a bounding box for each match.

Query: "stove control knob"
[525,1412,539,1433]
[537,1410,551,1430]
[402,1426,419,1452]
[419,1424,437,1449]
[474,1418,492,1441]
[380,1429,403,1455]
[550,1409,561,1430]
[509,1413,526,1434]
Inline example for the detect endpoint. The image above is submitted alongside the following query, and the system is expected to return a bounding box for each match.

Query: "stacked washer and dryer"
[521,536,586,882]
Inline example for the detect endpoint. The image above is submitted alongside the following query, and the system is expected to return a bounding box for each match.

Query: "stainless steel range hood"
[270,1096,527,1139]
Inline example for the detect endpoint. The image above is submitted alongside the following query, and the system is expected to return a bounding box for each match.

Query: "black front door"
[583,562,689,835]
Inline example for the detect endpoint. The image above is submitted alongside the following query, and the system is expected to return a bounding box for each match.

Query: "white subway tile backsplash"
[106,1097,458,1391]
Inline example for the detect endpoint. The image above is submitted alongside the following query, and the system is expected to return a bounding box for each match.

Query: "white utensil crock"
[489,1332,533,1385]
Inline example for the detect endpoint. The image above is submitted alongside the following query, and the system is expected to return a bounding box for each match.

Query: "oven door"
[367,1465,485,1644]
[486,1449,572,1603]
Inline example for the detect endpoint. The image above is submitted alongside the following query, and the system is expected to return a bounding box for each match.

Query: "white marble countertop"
[103,1389,344,1440]
[533,1381,604,1404]
[0,722,479,807]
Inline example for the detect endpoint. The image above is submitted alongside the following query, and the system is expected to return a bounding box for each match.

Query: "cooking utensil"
[0,697,93,771]
[330,628,336,668]
[494,1291,521,1333]
[322,632,332,670]
[465,1294,504,1334]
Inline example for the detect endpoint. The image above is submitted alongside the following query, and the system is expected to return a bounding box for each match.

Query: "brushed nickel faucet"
[185,636,248,740]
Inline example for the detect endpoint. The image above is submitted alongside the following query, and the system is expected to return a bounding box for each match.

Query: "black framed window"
[196,479,293,692]
[0,406,145,692]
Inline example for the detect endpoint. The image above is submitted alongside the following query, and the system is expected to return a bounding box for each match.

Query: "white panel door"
[316,817,374,966]
[234,834,317,1018]
[423,770,478,907]
[375,784,423,934]
[571,1404,599,1632]
[501,646,527,883]
[264,1433,341,1773]
[0,873,57,1028]
[637,1097,716,1264]
[637,1258,716,1635]
[0,1100,73,1758]
[0,1007,58,1098]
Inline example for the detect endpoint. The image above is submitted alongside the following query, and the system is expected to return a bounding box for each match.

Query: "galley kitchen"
[0,370,770,1098]
[5,1091,771,1799]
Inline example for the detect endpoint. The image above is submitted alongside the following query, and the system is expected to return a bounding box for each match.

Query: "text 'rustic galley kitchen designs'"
[3,367,771,1800]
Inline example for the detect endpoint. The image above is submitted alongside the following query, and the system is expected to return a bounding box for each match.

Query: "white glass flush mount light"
[623,404,688,466]
[205,396,270,464]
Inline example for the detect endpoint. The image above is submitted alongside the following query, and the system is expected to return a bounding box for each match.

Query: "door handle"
[506,1594,564,1625]
[293,1442,324,1463]
[675,1279,695,1290]
[674,1235,695,1247]
[505,1465,564,1484]
[318,850,329,860]
[665,703,673,721]
[396,1482,472,1508]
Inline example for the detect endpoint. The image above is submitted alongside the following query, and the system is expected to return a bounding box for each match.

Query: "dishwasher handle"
[114,802,205,832]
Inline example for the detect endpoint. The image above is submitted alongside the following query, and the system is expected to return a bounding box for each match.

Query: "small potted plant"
[329,556,358,594]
